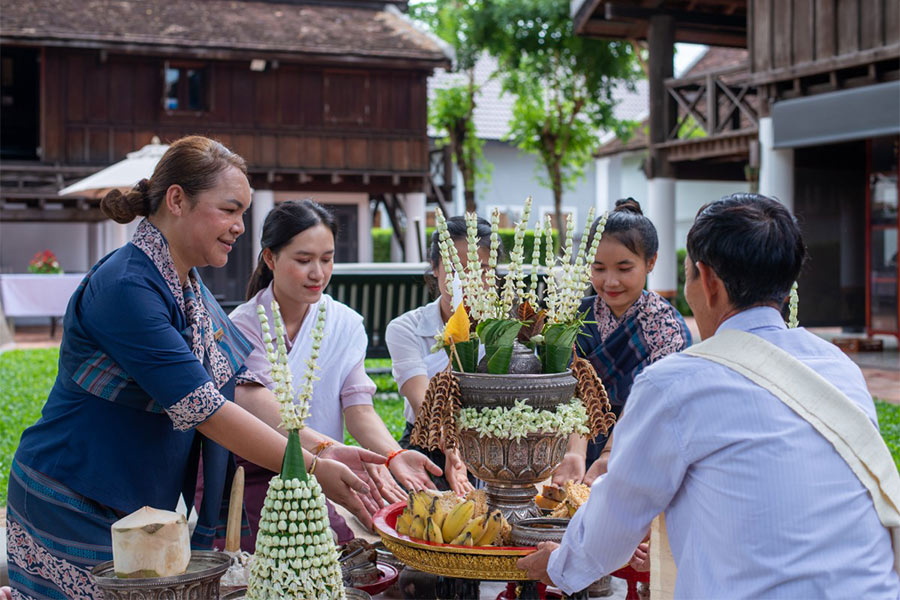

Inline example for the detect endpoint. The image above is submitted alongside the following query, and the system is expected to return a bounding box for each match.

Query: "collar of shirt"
[415,298,445,340]
[716,305,787,335]
[594,290,648,341]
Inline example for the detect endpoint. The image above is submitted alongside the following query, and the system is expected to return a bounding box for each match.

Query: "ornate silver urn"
[454,354,577,523]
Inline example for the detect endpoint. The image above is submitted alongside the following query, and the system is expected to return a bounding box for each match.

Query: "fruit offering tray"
[373,502,535,581]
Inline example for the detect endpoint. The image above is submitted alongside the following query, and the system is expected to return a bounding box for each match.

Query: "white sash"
[285,294,367,441]
[684,329,900,575]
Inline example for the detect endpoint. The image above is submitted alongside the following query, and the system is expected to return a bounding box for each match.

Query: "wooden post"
[647,14,676,179]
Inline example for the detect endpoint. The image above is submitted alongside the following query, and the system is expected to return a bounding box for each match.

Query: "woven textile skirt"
[6,459,118,600]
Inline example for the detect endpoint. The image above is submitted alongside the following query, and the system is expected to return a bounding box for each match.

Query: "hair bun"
[614,197,643,215]
[100,180,151,224]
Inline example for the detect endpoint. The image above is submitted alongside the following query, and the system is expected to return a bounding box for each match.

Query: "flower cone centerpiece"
[411,199,617,523]
[245,302,346,600]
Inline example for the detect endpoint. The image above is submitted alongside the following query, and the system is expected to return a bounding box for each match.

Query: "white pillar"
[357,199,373,262]
[88,222,105,265]
[595,155,623,215]
[402,192,427,263]
[251,190,275,263]
[758,116,794,212]
[105,221,128,252]
[647,177,677,296]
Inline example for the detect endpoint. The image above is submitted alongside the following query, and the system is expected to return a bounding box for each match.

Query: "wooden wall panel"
[885,0,899,46]
[773,1,793,68]
[42,50,64,161]
[752,0,772,71]
[409,139,426,170]
[836,0,860,55]
[88,130,108,163]
[278,68,302,127]
[132,62,160,123]
[66,54,85,123]
[301,136,322,168]
[408,75,426,133]
[66,128,85,163]
[278,136,301,168]
[859,0,882,50]
[391,74,412,130]
[815,0,836,61]
[346,139,368,169]
[231,70,255,127]
[256,134,277,166]
[232,134,255,164]
[299,71,323,128]
[254,72,278,127]
[113,130,134,159]
[84,60,108,123]
[108,62,133,123]
[391,140,409,171]
[324,137,345,168]
[209,64,231,123]
[370,139,391,170]
[793,0,815,64]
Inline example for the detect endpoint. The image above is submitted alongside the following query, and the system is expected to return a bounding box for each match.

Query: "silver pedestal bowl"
[454,369,577,523]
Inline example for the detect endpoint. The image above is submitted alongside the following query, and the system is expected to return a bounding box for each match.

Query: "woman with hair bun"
[553,198,691,488]
[5,136,383,599]
[228,199,442,548]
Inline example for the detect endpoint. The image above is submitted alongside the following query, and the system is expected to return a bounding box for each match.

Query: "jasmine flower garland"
[457,399,590,441]
[788,281,799,328]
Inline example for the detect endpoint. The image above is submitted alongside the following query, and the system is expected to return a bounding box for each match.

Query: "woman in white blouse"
[385,216,500,494]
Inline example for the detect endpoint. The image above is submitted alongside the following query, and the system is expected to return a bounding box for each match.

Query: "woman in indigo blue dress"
[553,199,692,488]
[4,136,382,600]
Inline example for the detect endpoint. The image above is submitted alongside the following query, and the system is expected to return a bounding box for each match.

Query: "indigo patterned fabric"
[576,291,691,465]
[8,220,257,598]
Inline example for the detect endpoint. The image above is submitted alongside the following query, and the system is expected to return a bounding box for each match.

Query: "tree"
[483,0,641,245]
[412,1,492,213]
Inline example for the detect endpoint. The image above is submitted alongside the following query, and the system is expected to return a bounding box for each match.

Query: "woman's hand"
[321,444,386,510]
[314,457,380,531]
[388,450,442,492]
[444,447,474,495]
[583,451,609,486]
[364,462,407,505]
[552,451,586,486]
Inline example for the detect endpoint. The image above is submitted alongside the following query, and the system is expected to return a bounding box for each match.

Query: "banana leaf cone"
[280,429,307,482]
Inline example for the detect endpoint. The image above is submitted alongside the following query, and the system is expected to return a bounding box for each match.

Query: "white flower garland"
[457,398,590,441]
[788,281,799,328]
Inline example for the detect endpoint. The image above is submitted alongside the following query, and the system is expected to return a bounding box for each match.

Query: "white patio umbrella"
[58,137,168,198]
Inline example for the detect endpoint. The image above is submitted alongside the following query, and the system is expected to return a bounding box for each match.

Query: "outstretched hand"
[321,444,386,511]
[388,449,441,492]
[444,447,474,495]
[313,457,379,531]
[517,541,559,585]
[365,462,407,505]
[552,451,586,486]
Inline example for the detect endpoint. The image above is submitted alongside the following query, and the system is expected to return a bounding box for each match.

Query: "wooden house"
[0,0,449,302]
[572,0,899,336]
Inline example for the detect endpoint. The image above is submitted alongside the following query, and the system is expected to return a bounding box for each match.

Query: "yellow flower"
[443,303,470,344]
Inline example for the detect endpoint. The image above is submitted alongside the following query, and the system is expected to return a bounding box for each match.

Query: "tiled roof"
[0,0,448,63]
[429,53,649,140]
[684,46,749,76]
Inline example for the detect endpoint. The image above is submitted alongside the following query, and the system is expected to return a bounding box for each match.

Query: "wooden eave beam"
[0,36,451,71]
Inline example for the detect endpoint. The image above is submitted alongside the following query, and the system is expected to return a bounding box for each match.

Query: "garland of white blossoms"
[247,301,346,600]
[546,208,607,324]
[788,281,799,328]
[457,399,590,442]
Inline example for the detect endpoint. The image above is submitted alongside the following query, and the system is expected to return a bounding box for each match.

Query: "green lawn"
[1,348,898,507]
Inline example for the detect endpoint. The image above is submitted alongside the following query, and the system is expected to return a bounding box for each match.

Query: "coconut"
[111,506,191,578]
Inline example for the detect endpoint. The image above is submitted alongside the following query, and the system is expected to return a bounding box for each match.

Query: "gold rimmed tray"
[373,502,536,581]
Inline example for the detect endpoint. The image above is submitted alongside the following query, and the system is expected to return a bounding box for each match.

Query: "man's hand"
[629,542,650,572]
[516,541,559,585]
[552,452,585,486]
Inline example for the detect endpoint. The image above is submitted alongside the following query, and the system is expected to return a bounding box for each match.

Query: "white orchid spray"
[550,208,608,325]
[482,207,502,320]
[788,281,799,328]
[257,300,326,431]
[527,218,544,308]
[500,197,533,315]
[464,211,485,320]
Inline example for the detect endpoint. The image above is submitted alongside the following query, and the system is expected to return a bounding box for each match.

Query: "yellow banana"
[409,515,426,540]
[450,531,475,546]
[425,517,444,544]
[441,500,475,542]
[429,495,448,529]
[456,515,487,544]
[395,509,413,536]
[475,510,504,546]
[409,490,430,521]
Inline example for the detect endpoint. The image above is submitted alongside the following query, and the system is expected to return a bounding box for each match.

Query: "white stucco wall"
[1,222,92,273]
[474,139,597,226]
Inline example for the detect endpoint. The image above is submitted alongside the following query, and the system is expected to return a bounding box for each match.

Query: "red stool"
[610,566,650,600]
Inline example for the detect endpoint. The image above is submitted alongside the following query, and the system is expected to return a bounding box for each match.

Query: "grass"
[1,349,898,506]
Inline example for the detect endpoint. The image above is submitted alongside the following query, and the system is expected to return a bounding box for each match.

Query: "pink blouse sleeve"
[340,358,376,409]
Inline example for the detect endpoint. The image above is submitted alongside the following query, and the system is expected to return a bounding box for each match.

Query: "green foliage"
[373,227,560,266]
[540,322,580,373]
[372,229,393,263]
[876,401,900,471]
[429,85,493,195]
[479,0,642,239]
[0,348,59,506]
[476,319,521,373]
[448,339,480,373]
[675,248,692,317]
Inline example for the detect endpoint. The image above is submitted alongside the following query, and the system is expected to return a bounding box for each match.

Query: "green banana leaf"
[445,338,479,372]
[280,429,307,481]
[541,322,581,373]
[477,318,522,374]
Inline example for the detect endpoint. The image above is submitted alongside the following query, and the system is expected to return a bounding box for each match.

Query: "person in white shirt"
[385,216,500,494]
[518,193,900,599]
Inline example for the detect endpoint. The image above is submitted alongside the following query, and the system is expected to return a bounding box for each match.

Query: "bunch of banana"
[393,489,509,547]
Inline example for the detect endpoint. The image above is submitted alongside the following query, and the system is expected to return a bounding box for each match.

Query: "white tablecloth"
[0,274,84,317]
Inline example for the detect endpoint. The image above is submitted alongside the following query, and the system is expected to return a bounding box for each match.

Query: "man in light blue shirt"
[519,193,900,598]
